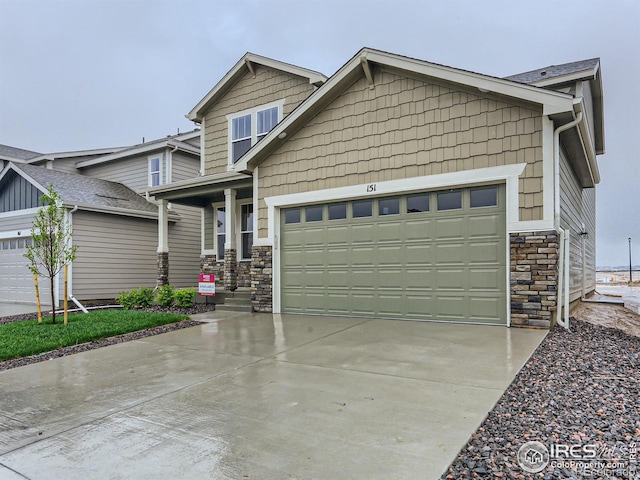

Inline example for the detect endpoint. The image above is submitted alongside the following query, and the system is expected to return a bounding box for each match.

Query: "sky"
[0,0,638,267]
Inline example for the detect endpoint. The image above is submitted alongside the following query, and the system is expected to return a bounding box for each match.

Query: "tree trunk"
[50,275,56,324]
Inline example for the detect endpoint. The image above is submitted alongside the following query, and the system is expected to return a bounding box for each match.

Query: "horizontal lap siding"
[258,71,543,236]
[72,211,158,299]
[168,205,200,287]
[82,155,153,192]
[203,66,316,176]
[171,153,199,182]
[559,148,596,300]
[0,212,38,231]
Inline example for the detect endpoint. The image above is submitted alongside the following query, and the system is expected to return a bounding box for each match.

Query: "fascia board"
[75,140,199,168]
[234,48,574,172]
[7,165,48,195]
[65,203,181,222]
[147,171,252,196]
[188,53,328,122]
[28,147,124,163]
[362,50,574,114]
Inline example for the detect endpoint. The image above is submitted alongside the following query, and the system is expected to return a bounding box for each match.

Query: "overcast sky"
[1,0,638,267]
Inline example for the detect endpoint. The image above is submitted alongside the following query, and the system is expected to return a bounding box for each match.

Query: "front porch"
[150,172,273,313]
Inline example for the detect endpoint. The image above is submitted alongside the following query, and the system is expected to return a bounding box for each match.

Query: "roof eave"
[76,140,199,168]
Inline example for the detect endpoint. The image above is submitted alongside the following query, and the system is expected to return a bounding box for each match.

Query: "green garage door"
[280,185,507,324]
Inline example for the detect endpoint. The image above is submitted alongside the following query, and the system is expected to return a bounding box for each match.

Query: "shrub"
[174,287,196,308]
[116,290,136,310]
[134,287,155,308]
[155,284,175,307]
[116,287,155,310]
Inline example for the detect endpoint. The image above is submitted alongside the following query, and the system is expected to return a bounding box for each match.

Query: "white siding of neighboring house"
[80,155,155,192]
[559,147,597,301]
[0,211,37,231]
[171,152,199,182]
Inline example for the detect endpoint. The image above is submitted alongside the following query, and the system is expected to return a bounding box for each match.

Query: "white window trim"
[148,155,162,187]
[213,202,226,261]
[237,201,254,262]
[226,99,285,167]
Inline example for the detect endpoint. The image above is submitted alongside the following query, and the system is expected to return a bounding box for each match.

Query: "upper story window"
[228,100,284,164]
[148,155,170,187]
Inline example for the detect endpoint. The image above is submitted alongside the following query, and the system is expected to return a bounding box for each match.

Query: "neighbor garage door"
[0,237,50,304]
[280,185,507,324]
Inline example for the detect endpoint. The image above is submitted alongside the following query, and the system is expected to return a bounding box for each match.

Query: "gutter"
[553,110,584,331]
[67,205,89,313]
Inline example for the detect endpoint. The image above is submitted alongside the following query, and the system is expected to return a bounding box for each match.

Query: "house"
[146,49,603,327]
[0,131,202,307]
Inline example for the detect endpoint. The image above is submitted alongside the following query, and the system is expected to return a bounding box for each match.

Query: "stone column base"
[157,252,169,287]
[251,245,273,313]
[510,231,559,328]
[224,248,237,291]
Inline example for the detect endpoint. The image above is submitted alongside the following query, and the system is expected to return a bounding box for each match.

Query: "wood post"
[33,273,42,324]
[64,264,69,325]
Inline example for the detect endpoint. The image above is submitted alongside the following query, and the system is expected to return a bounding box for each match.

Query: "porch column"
[224,188,237,291]
[157,199,169,286]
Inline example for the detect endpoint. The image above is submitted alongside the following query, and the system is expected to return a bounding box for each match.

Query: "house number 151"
[366,184,377,193]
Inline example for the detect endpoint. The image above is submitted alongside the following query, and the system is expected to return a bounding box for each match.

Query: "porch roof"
[147,171,253,207]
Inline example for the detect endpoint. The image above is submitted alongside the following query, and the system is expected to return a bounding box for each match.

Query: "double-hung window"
[240,204,253,260]
[149,156,162,187]
[228,100,283,164]
[216,206,226,260]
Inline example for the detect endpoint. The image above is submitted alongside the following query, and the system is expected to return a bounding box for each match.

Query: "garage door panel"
[468,215,504,237]
[326,226,349,244]
[469,268,504,291]
[435,243,466,264]
[303,228,326,246]
[351,269,376,289]
[377,269,404,289]
[436,269,467,290]
[468,296,505,323]
[280,185,506,324]
[437,295,468,319]
[351,293,376,315]
[469,241,503,264]
[435,217,466,239]
[405,218,433,240]
[405,268,435,289]
[351,223,376,243]
[351,246,375,266]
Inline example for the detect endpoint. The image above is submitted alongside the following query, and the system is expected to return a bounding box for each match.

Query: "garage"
[280,185,507,324]
[0,237,51,305]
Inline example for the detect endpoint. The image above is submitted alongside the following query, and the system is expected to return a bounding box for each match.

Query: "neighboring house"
[0,131,202,307]
[0,144,42,169]
[149,49,604,328]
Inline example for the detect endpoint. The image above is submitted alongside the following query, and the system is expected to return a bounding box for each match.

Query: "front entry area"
[280,185,507,324]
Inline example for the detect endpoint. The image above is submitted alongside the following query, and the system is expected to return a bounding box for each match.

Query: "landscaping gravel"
[0,303,216,371]
[441,318,640,479]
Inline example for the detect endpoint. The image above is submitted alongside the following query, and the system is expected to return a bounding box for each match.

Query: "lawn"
[0,310,189,361]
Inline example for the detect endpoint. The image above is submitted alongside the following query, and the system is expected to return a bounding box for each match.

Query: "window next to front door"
[240,204,253,260]
[228,100,284,164]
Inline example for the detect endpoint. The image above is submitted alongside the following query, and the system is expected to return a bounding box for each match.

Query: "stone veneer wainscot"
[510,231,559,328]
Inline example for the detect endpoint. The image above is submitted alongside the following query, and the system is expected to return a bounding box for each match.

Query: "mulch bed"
[440,318,640,479]
[0,303,216,372]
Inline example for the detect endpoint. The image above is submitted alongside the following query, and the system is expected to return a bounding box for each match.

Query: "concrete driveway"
[0,312,546,479]
[0,303,36,318]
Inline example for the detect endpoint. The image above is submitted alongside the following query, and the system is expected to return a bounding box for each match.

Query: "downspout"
[553,111,583,330]
[67,205,89,313]
[581,226,587,300]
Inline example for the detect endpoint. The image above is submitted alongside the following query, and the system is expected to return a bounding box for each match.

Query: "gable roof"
[3,163,162,219]
[75,130,200,168]
[0,144,42,162]
[187,52,328,122]
[232,47,576,173]
[504,58,600,86]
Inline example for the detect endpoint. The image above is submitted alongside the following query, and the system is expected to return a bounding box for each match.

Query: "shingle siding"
[203,66,316,176]
[257,70,544,235]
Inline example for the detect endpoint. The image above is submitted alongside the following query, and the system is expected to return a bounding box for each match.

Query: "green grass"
[0,310,188,361]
